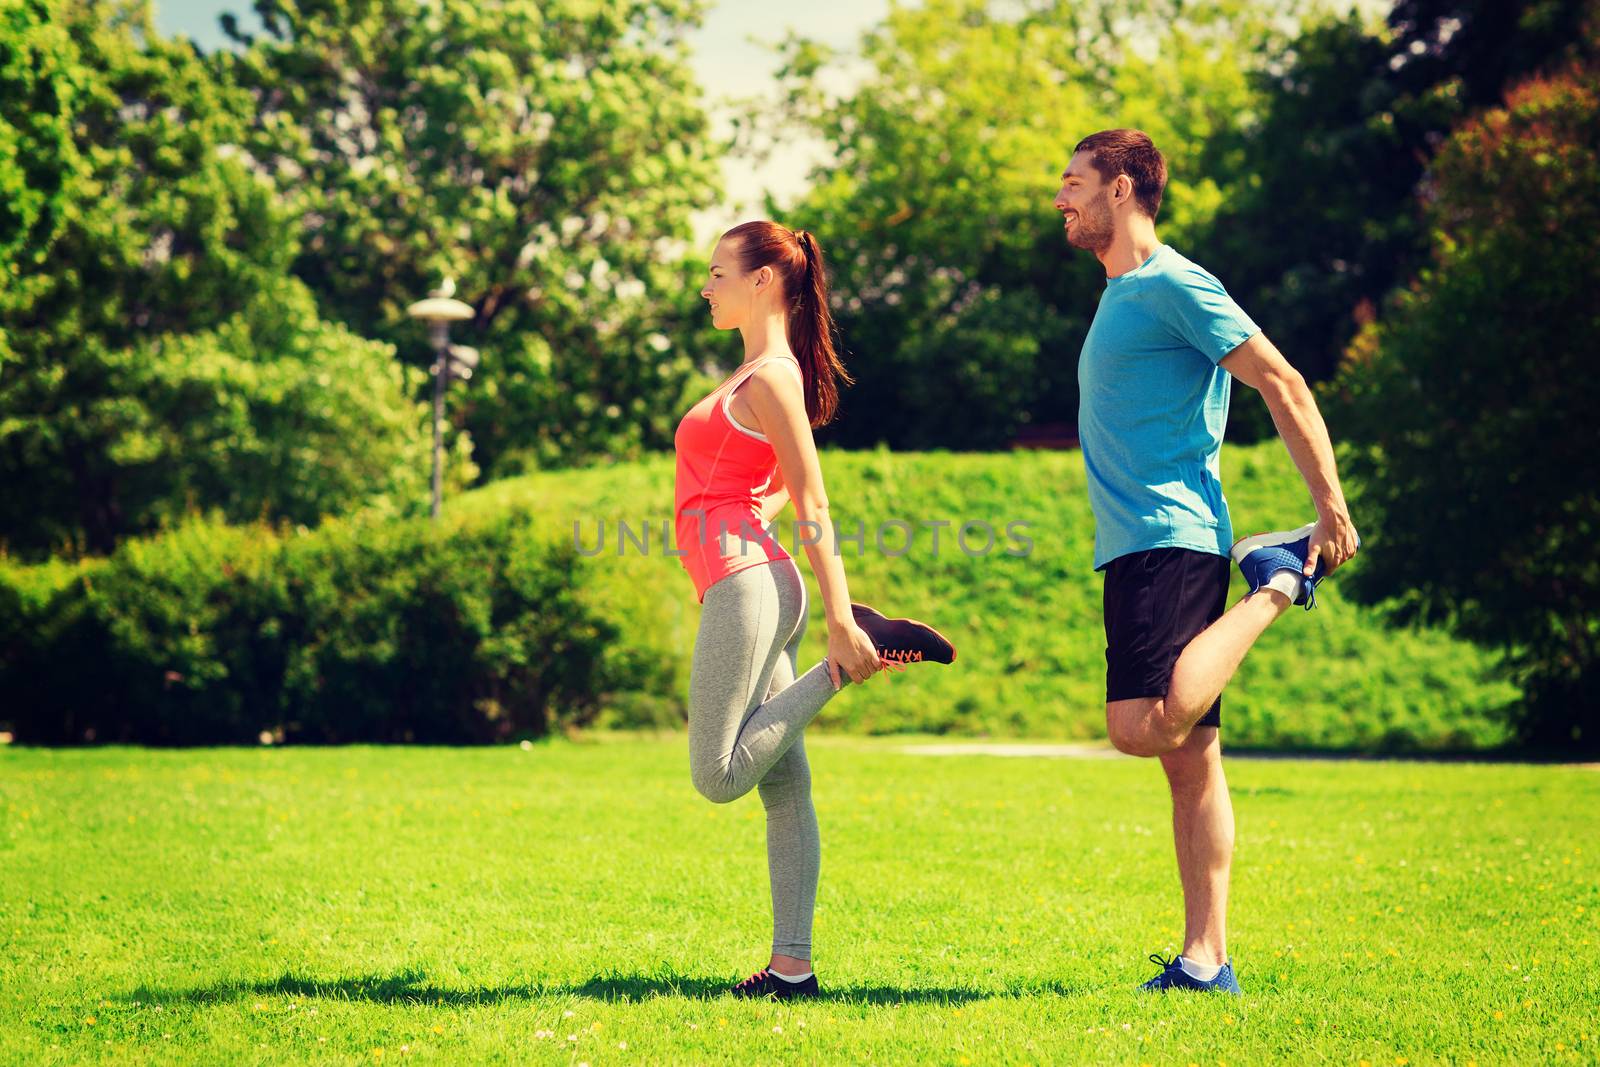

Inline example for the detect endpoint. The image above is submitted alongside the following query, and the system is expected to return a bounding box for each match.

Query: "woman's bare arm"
[741,362,880,686]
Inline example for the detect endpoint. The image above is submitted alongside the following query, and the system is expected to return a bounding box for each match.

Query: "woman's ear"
[754,265,773,291]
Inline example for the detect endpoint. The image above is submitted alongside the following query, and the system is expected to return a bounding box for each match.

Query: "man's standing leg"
[1102,548,1250,993]
[1159,727,1232,967]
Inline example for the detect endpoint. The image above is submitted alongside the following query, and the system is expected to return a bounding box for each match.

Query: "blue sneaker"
[1139,954,1243,995]
[1229,521,1323,610]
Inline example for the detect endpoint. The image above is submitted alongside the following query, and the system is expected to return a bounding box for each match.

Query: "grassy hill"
[455,443,1515,750]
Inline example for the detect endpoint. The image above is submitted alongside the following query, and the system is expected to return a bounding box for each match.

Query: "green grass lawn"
[4,740,1596,1064]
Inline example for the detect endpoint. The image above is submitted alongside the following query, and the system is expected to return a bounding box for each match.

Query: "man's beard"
[1067,190,1114,252]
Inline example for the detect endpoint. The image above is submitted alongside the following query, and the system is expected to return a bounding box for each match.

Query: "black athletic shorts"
[1102,547,1231,728]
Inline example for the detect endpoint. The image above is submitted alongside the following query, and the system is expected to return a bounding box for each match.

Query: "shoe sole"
[1228,521,1317,565]
[852,603,958,663]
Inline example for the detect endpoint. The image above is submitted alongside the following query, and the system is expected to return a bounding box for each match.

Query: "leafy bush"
[1328,62,1600,749]
[0,514,628,744]
[459,443,1518,751]
[128,276,471,531]
[1,443,1525,751]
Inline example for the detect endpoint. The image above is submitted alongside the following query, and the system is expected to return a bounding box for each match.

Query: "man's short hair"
[1073,129,1167,219]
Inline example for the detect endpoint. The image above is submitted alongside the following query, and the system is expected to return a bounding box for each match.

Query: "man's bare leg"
[1159,726,1232,965]
[1106,587,1291,757]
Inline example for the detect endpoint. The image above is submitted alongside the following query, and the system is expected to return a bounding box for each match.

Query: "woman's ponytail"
[724,221,853,427]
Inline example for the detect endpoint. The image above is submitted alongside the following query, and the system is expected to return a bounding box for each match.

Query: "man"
[1053,129,1360,994]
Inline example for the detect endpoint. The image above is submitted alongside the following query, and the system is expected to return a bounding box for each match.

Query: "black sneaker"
[851,603,957,666]
[729,968,819,1000]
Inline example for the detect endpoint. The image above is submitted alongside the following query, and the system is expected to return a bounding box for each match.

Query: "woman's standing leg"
[757,598,820,968]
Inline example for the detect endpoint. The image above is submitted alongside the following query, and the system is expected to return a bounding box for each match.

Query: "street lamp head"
[405,296,474,324]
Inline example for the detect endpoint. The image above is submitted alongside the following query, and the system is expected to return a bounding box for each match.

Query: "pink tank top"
[673,355,800,602]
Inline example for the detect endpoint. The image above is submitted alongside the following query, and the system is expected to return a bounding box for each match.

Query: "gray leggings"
[688,557,844,959]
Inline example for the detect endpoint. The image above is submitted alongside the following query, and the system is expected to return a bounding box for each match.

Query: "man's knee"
[1106,701,1179,758]
[1107,717,1151,757]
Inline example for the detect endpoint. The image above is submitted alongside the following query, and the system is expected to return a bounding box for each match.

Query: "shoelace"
[881,648,924,664]
[1148,953,1180,972]
[734,969,771,992]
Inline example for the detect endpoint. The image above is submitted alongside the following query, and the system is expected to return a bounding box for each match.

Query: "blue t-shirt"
[1077,245,1259,570]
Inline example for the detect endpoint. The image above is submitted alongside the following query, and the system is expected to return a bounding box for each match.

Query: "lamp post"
[406,279,478,521]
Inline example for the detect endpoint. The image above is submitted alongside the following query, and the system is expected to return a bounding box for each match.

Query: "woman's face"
[700,237,770,330]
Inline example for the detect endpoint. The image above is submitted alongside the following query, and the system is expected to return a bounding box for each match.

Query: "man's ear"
[1113,174,1134,207]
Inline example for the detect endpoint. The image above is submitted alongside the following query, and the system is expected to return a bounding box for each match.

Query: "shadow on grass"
[126,967,1081,1007]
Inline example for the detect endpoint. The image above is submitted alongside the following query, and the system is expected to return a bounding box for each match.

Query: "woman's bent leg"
[688,560,841,804]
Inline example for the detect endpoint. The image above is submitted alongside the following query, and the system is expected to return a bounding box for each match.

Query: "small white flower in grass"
[567,1034,578,1043]
[520,740,533,751]
[563,1010,576,1018]
[688,1023,699,1030]
[618,1041,627,1049]
[773,1025,783,1034]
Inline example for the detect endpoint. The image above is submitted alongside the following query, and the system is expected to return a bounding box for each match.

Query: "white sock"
[1178,956,1222,982]
[1264,568,1302,600]
[769,968,813,983]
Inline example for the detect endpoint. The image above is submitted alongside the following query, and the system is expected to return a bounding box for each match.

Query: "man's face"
[1053,151,1115,252]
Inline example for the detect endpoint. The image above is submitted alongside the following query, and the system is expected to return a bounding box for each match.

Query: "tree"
[1202,0,1600,439]
[0,0,453,556]
[0,0,289,553]
[0,0,78,368]
[219,0,723,477]
[765,0,1292,449]
[1329,60,1600,747]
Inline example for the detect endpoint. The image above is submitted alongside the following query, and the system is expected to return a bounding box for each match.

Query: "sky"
[152,1,897,243]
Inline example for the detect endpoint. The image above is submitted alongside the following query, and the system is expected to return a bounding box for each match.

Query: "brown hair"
[1073,129,1168,219]
[722,220,852,427]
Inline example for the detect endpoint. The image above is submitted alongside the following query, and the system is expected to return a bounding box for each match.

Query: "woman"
[674,221,956,1000]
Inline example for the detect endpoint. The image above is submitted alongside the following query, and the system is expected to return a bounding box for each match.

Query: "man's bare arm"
[1220,332,1360,575]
